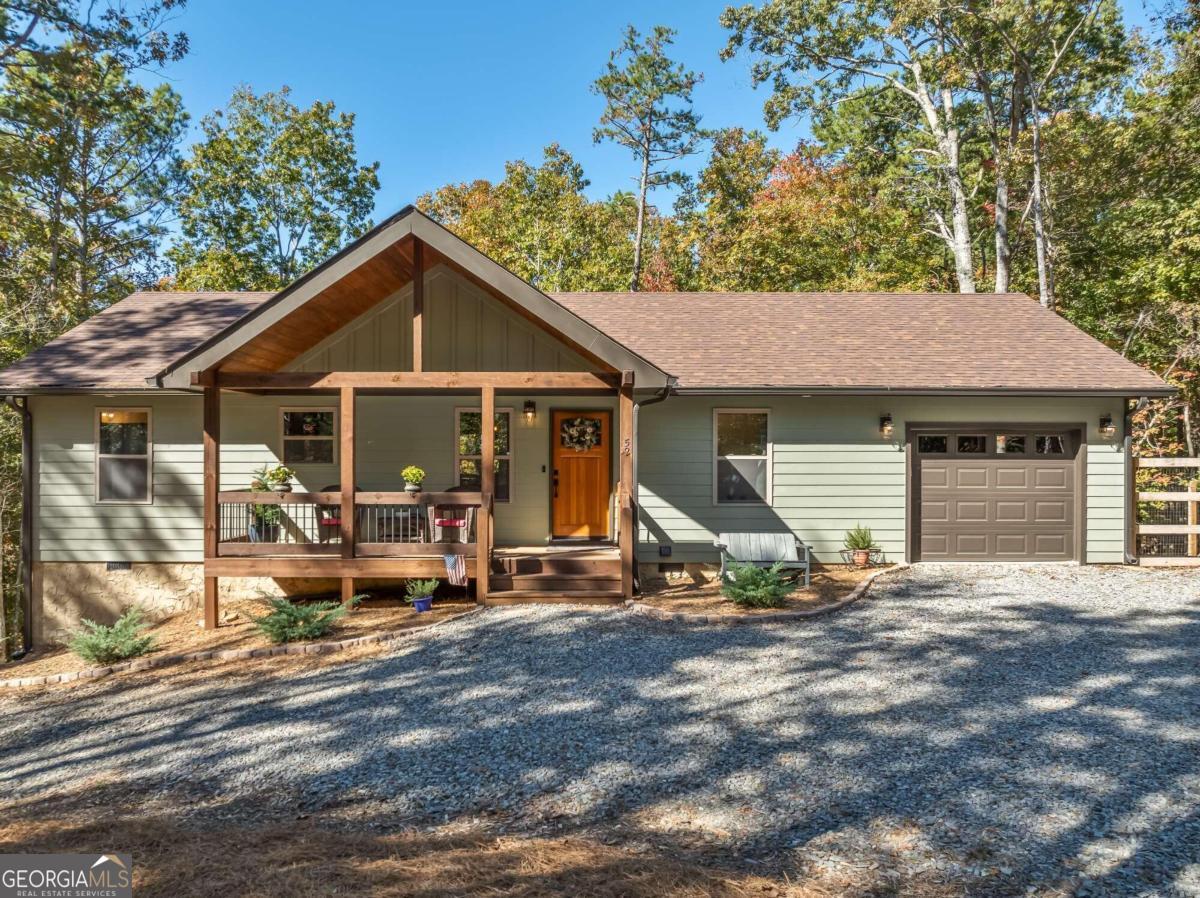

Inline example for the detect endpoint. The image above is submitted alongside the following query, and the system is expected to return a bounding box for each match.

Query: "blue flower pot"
[412,596,433,613]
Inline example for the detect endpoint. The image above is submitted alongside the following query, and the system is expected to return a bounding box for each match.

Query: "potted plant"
[402,465,426,495]
[405,577,439,613]
[248,464,294,543]
[249,499,282,543]
[844,525,877,567]
[251,463,296,492]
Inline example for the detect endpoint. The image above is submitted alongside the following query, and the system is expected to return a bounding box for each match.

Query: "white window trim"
[455,407,514,503]
[279,407,338,467]
[712,407,772,506]
[95,407,153,505]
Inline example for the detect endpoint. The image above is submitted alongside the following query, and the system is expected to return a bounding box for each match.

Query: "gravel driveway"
[3,564,1199,895]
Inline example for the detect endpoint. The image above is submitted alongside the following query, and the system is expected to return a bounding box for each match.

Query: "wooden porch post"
[411,238,424,372]
[619,371,635,600]
[477,384,495,602]
[203,385,220,628]
[340,385,356,604]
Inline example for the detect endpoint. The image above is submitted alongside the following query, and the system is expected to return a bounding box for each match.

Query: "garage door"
[914,428,1079,561]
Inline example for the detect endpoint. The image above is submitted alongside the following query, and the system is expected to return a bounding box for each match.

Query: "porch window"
[456,408,511,502]
[96,408,151,503]
[713,409,771,504]
[280,408,336,465]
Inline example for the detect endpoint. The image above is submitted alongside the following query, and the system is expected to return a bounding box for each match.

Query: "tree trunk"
[631,148,650,292]
[945,138,977,293]
[1028,94,1055,310]
[993,175,1010,292]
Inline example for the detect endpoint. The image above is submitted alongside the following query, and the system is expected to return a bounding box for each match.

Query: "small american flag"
[443,553,468,586]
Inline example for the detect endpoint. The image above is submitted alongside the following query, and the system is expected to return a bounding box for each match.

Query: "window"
[1036,434,1066,455]
[96,409,151,503]
[957,434,988,454]
[281,409,336,465]
[714,409,770,504]
[918,434,948,454]
[456,408,511,502]
[996,434,1027,454]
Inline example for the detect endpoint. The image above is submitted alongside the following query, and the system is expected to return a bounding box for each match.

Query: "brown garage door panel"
[914,428,1079,562]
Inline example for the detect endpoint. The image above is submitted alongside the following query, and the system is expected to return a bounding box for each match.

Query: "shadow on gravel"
[2,567,1198,896]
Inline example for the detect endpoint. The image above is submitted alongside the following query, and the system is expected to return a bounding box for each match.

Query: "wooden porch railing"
[1135,457,1200,566]
[215,490,482,557]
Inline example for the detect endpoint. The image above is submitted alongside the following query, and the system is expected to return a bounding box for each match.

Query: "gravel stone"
[2,563,1198,895]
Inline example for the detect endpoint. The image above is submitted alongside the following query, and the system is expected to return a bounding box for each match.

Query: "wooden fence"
[1135,457,1200,566]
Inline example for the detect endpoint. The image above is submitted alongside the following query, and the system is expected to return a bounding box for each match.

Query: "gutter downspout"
[630,379,675,593]
[3,396,32,656]
[1125,396,1149,565]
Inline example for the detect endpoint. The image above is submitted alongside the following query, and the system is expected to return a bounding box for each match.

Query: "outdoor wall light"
[880,413,894,438]
[524,400,537,422]
[1099,413,1116,436]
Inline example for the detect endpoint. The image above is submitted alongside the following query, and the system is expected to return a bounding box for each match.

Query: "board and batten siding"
[637,395,1128,565]
[289,265,591,373]
[31,392,618,561]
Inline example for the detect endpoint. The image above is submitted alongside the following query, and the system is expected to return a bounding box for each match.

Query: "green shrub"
[252,596,359,644]
[401,465,426,485]
[843,524,877,551]
[720,562,791,608]
[69,607,156,664]
[405,578,440,603]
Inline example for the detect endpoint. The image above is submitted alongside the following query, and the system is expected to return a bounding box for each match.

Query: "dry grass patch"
[0,804,963,898]
[639,565,880,617]
[3,596,474,686]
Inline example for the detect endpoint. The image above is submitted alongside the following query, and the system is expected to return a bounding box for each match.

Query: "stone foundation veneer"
[32,562,375,645]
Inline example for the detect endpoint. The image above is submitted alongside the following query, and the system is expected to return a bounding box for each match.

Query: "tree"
[592,24,704,291]
[0,0,188,73]
[675,127,779,289]
[169,86,380,290]
[957,0,1130,307]
[722,0,980,291]
[0,43,186,360]
[419,144,634,292]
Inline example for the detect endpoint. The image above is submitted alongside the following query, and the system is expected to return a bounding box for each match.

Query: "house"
[0,207,1171,645]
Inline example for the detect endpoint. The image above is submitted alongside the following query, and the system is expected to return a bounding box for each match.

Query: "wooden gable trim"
[153,207,671,389]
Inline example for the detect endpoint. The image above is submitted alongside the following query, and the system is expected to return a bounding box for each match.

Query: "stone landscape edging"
[625,563,909,625]
[0,606,485,690]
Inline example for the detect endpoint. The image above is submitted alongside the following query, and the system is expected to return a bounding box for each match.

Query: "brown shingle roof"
[553,291,1169,393]
[0,292,273,391]
[0,288,1170,395]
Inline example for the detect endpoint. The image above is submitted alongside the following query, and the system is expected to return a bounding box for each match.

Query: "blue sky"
[154,0,1162,217]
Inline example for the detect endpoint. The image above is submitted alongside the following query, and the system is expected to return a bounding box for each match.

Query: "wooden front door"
[552,410,611,538]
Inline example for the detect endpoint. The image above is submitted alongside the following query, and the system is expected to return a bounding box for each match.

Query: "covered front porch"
[200,372,635,626]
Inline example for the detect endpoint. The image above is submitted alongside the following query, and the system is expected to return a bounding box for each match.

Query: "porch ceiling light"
[879,413,894,438]
[524,400,537,422]
[1099,413,1116,436]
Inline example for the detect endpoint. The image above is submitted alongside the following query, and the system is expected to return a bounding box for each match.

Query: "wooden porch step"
[482,589,625,606]
[488,574,621,592]
[492,555,621,576]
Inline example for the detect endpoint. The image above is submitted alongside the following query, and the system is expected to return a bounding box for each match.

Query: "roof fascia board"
[154,214,416,388]
[671,386,1175,398]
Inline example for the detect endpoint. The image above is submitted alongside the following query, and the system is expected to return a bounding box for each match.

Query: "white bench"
[714,532,812,588]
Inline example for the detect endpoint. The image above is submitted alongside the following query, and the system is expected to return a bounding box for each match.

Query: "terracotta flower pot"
[852,549,871,566]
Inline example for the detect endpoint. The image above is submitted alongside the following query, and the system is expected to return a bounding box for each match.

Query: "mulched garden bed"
[636,564,884,616]
[2,595,475,687]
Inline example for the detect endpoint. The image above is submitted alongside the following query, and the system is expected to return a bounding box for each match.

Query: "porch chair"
[714,531,812,588]
[429,485,477,544]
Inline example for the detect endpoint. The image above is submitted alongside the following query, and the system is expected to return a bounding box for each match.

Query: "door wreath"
[560,416,602,452]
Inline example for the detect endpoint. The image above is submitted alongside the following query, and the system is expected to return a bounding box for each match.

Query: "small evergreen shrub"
[843,524,877,551]
[252,597,358,643]
[720,562,791,608]
[405,578,440,603]
[69,607,156,664]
